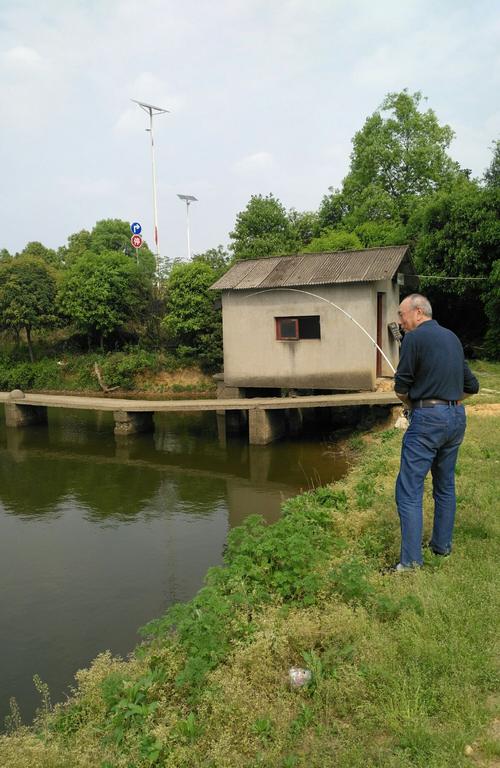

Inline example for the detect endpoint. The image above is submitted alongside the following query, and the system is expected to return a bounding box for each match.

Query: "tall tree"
[483,139,500,188]
[20,241,61,269]
[483,259,500,358]
[192,245,230,271]
[317,188,348,232]
[288,209,319,247]
[57,251,150,349]
[0,257,58,361]
[163,260,223,371]
[88,219,156,276]
[229,194,298,261]
[57,230,92,267]
[408,178,500,341]
[342,90,461,223]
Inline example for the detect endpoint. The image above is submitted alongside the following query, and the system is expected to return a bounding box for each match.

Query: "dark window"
[275,315,320,341]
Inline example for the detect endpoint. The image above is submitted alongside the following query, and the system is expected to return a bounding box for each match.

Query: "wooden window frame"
[275,316,321,341]
[275,317,299,340]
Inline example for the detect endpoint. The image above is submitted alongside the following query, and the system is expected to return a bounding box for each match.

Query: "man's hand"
[395,391,411,409]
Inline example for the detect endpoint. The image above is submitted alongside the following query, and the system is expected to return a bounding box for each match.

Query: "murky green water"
[0,406,350,727]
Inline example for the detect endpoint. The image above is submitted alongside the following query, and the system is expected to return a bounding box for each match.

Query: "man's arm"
[463,360,480,398]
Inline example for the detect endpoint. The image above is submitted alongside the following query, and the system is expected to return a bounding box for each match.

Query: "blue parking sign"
[130,222,142,235]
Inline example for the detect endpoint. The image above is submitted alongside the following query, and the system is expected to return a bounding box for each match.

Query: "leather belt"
[412,399,458,408]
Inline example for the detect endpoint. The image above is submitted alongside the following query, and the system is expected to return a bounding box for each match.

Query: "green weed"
[174,712,202,744]
[251,717,274,744]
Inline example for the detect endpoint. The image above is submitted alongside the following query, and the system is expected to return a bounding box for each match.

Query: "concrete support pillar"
[216,381,245,400]
[4,403,48,428]
[113,411,154,436]
[248,408,286,446]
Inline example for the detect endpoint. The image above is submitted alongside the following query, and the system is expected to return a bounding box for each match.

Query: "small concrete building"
[211,245,416,393]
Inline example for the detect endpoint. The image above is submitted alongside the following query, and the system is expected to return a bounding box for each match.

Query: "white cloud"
[57,176,118,200]
[232,152,275,175]
[3,45,44,70]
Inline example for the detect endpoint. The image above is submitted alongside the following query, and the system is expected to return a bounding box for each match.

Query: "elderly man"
[393,294,479,570]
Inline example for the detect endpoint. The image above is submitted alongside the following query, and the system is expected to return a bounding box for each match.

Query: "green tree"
[57,251,150,349]
[0,257,58,361]
[353,220,408,247]
[483,260,500,358]
[57,230,92,267]
[288,209,320,246]
[409,178,500,341]
[85,219,156,275]
[163,260,222,371]
[0,248,11,262]
[192,245,230,271]
[342,90,461,223]
[20,241,61,269]
[229,194,298,261]
[302,229,363,253]
[484,139,500,188]
[89,219,136,255]
[317,188,348,232]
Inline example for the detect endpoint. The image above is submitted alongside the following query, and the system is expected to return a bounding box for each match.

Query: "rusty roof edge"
[209,245,411,289]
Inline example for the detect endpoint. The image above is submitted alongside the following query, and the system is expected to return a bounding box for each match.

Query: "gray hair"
[406,293,432,317]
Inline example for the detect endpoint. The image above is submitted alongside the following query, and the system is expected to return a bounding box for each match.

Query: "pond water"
[0,405,353,727]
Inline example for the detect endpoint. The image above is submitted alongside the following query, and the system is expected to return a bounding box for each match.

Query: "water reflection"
[0,406,347,726]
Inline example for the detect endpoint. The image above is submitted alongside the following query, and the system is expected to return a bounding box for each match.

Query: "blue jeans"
[395,404,466,566]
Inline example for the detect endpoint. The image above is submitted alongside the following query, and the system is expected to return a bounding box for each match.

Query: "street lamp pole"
[177,194,198,260]
[131,99,169,280]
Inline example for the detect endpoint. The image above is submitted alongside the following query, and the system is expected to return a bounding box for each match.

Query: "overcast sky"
[1,0,498,261]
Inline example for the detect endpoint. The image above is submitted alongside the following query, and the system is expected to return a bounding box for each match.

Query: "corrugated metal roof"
[210,245,411,290]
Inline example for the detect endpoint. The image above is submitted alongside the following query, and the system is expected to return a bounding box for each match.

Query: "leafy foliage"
[409,179,500,342]
[20,241,61,268]
[58,219,156,275]
[483,260,500,358]
[342,89,461,223]
[483,139,500,188]
[302,228,363,253]
[141,504,337,692]
[192,244,230,271]
[57,250,150,348]
[162,259,223,371]
[229,194,299,261]
[0,257,58,361]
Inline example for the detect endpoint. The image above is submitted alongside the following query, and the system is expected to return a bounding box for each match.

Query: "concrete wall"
[221,281,400,390]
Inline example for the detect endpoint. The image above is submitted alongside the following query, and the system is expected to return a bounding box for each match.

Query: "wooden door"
[376,293,384,377]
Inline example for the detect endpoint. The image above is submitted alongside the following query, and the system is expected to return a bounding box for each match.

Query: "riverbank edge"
[0,351,216,397]
[0,386,498,766]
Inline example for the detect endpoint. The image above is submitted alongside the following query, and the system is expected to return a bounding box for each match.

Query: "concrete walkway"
[0,390,399,412]
[0,390,400,444]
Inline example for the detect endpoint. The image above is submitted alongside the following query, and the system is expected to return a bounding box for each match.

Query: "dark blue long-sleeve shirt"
[394,319,479,401]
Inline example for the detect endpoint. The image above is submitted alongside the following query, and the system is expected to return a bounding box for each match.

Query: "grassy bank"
[1,366,498,767]
[0,350,215,397]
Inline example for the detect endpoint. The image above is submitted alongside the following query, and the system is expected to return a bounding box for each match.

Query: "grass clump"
[0,364,498,767]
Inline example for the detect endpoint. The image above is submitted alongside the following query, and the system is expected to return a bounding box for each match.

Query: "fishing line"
[248,287,396,374]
